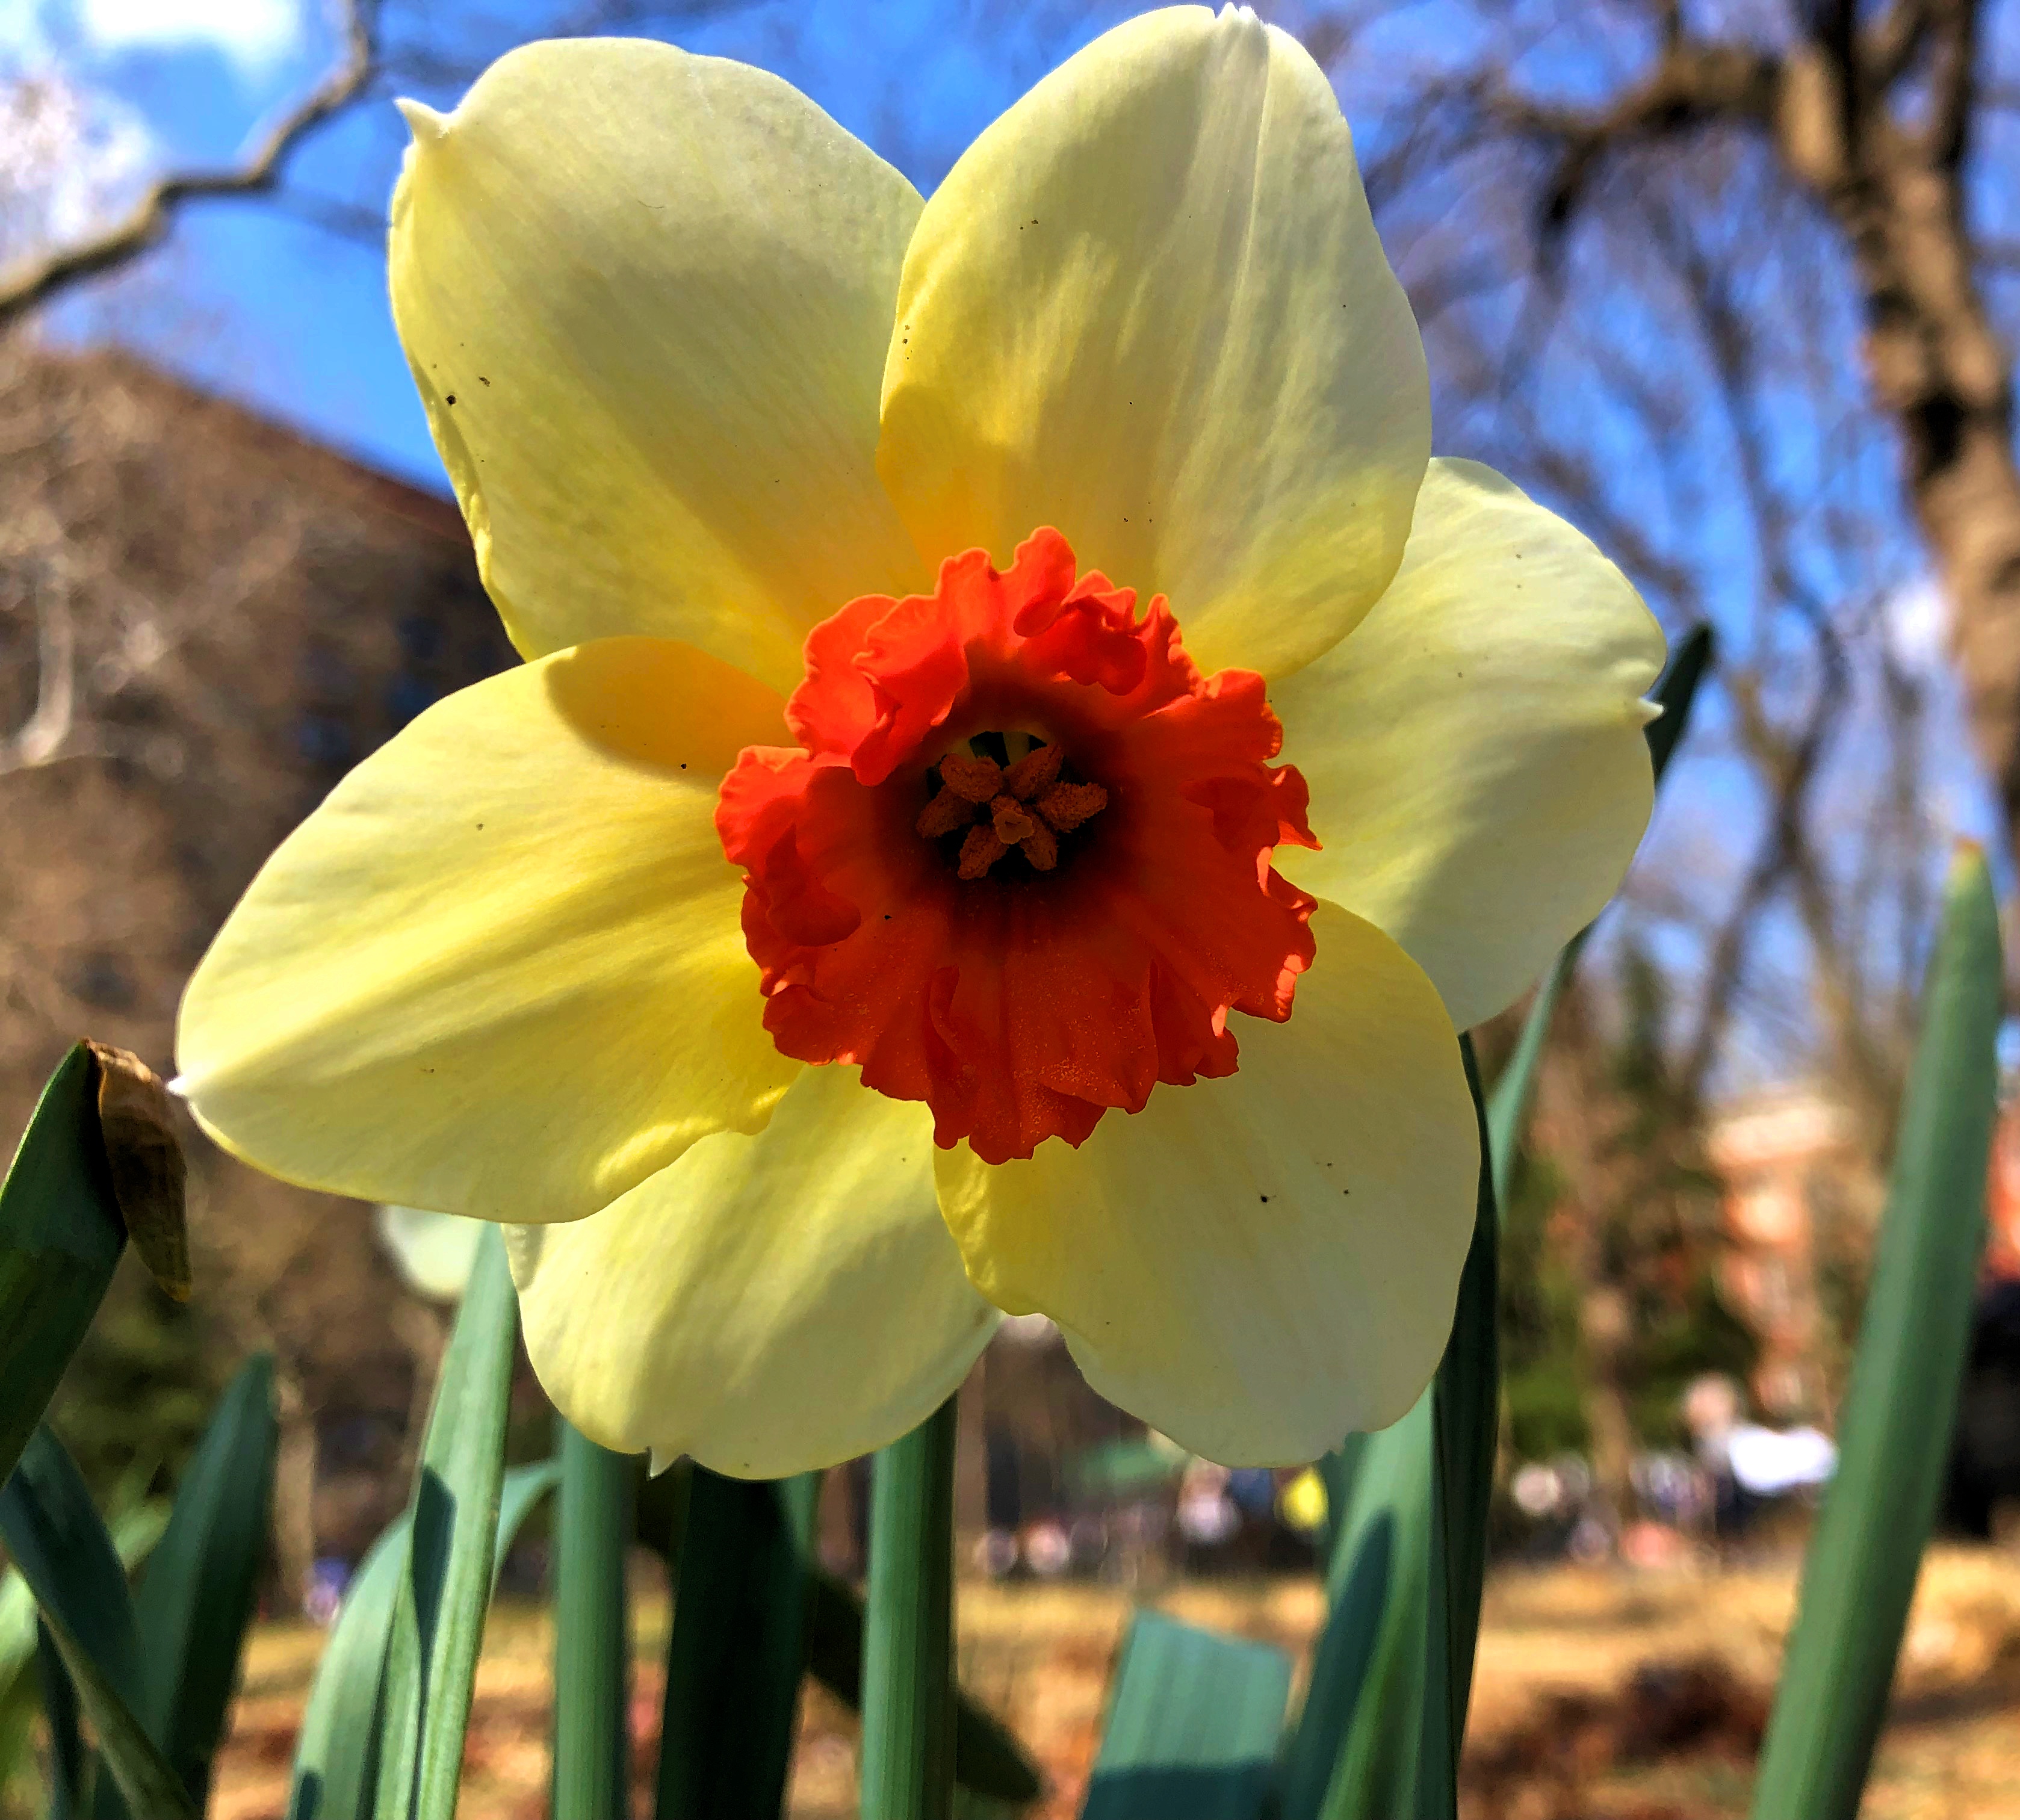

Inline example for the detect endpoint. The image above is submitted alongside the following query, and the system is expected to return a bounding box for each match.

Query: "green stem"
[551,1423,632,1820]
[859,1400,958,1820]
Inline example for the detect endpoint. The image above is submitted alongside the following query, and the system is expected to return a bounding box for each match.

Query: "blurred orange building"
[1712,1086,2020,1420]
[1982,1098,2020,1281]
[1706,1090,1865,1419]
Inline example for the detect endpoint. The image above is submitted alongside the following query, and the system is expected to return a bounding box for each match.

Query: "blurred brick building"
[0,338,516,1583]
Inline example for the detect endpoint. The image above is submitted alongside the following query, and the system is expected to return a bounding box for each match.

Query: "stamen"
[1002,743,1064,799]
[915,735,1109,878]
[1036,781,1108,832]
[958,825,1009,880]
[939,752,1003,802]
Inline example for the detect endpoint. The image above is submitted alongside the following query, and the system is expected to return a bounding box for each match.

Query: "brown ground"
[211,1546,2020,1820]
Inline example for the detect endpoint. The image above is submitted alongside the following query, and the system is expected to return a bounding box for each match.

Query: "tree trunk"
[1776,32,2020,855]
[1579,1283,1640,1540]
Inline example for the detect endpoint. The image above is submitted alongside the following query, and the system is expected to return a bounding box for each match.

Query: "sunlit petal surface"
[510,1062,999,1478]
[176,639,800,1221]
[935,903,1477,1463]
[1273,459,1665,1032]
[878,5,1428,681]
[391,36,926,692]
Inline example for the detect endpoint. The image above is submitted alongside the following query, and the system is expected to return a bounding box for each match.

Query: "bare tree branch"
[0,0,377,327]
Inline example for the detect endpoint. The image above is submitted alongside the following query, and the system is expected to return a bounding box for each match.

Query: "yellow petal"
[878,5,1428,680]
[1272,459,1665,1032]
[390,37,926,693]
[935,903,1476,1464]
[175,639,800,1221]
[510,1063,997,1478]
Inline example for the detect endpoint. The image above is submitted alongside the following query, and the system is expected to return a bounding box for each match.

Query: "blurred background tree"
[1,0,2017,1569]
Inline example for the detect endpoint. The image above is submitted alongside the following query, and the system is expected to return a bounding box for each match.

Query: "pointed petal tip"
[395,97,449,144]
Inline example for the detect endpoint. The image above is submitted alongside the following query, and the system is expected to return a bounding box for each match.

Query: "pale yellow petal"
[510,1063,997,1478]
[1272,459,1665,1032]
[935,903,1476,1465]
[878,5,1428,680]
[391,37,926,692]
[175,639,800,1222]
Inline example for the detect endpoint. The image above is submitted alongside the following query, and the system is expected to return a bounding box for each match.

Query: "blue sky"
[7,0,1162,483]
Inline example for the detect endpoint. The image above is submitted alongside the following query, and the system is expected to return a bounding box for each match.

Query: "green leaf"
[1641,621,1713,781]
[0,1655,45,1815]
[1275,1506,1391,1820]
[1746,849,2003,1820]
[0,1047,127,1488]
[860,1399,959,1820]
[0,1501,164,1816]
[1081,1609,1290,1819]
[288,1456,557,1820]
[552,1423,633,1820]
[373,1225,519,1820]
[1312,1393,1434,1820]
[653,1467,817,1819]
[289,1515,407,1820]
[100,1353,279,1814]
[1419,1039,1499,1814]
[0,1428,194,1818]
[38,1618,84,1820]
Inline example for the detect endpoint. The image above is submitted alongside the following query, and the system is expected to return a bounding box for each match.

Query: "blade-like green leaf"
[0,1657,43,1815]
[0,1047,127,1487]
[0,1428,194,1818]
[1276,1508,1392,1820]
[1082,1610,1290,1820]
[288,1457,557,1820]
[101,1353,279,1814]
[373,1226,518,1820]
[1420,1039,1499,1814]
[861,1399,958,1820]
[290,1514,408,1820]
[553,1423,633,1820]
[1641,621,1713,780]
[1313,1395,1433,1820]
[1747,849,2002,1820]
[0,1497,165,1816]
[38,1618,84,1820]
[654,1468,817,1819]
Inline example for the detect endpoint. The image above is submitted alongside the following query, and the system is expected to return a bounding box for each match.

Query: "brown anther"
[991,796,1037,843]
[915,787,977,839]
[938,752,1003,802]
[1019,820,1060,871]
[1002,742,1064,800]
[958,824,1008,880]
[1036,781,1108,832]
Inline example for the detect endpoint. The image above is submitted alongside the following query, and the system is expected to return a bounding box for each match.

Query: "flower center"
[914,734,1109,879]
[715,528,1319,1164]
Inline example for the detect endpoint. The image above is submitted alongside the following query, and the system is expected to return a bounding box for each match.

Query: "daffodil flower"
[175,7,1662,1475]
